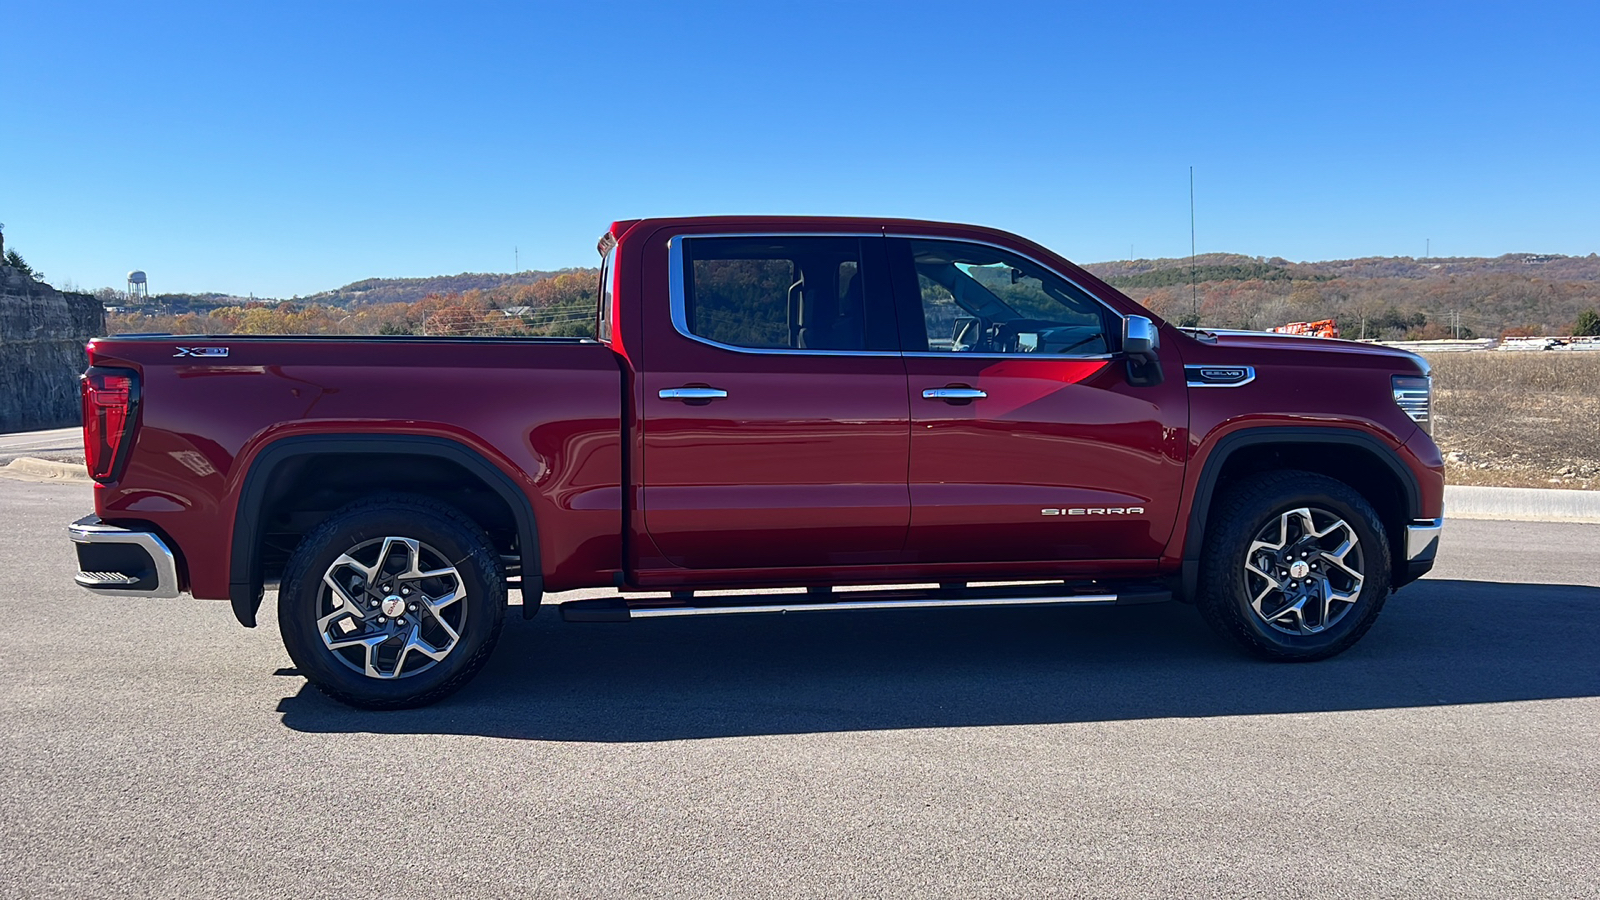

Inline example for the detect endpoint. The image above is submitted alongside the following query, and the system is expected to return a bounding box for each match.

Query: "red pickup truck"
[69,216,1444,708]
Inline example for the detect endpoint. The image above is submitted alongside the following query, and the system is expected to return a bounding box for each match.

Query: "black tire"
[277,494,506,709]
[1197,470,1391,661]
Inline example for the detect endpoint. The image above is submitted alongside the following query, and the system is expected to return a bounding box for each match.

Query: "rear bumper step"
[68,516,182,599]
[560,582,1170,623]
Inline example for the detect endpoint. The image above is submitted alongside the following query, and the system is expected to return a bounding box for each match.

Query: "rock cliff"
[0,266,105,432]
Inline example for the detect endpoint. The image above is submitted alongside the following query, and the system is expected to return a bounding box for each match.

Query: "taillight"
[81,367,141,483]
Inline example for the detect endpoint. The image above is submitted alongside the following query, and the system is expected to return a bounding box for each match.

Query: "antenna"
[1426,238,1430,260]
[515,246,519,272]
[1189,167,1198,320]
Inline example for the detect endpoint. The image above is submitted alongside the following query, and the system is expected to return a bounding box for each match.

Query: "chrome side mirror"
[1122,315,1163,387]
[1123,315,1159,363]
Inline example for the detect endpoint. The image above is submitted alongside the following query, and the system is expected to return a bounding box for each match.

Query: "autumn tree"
[423,305,481,336]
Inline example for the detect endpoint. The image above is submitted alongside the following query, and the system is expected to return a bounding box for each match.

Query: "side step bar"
[561,583,1170,623]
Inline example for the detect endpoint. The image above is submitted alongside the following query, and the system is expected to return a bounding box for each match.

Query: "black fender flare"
[1178,426,1421,601]
[228,434,542,627]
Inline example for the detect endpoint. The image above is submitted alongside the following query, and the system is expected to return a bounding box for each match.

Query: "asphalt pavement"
[1,478,1596,898]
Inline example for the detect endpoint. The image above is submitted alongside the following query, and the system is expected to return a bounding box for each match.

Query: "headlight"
[1392,375,1432,434]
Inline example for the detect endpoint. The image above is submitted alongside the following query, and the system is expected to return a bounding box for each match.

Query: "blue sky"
[6,1,1598,297]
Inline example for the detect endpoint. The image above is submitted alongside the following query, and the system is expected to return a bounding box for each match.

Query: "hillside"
[1085,252,1600,282]
[120,269,580,313]
[108,268,603,339]
[302,269,578,307]
[100,249,1600,343]
[1081,252,1600,339]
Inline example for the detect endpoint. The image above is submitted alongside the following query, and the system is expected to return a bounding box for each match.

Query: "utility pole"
[1426,238,1430,260]
[1189,167,1197,320]
[515,246,519,272]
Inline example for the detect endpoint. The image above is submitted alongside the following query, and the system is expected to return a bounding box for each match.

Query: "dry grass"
[1429,352,1600,489]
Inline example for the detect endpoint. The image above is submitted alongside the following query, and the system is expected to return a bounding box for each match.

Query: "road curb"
[1445,485,1600,524]
[0,457,91,483]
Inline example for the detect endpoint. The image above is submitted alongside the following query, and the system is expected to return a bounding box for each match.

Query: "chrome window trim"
[596,242,617,344]
[1184,365,1258,388]
[669,231,1132,360]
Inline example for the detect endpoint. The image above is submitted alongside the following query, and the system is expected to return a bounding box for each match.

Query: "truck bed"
[86,334,626,600]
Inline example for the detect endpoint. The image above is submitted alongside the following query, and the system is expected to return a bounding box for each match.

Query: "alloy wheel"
[315,536,467,679]
[1242,507,1365,636]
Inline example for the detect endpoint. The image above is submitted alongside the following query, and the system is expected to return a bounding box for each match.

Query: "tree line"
[1091,260,1600,339]
[92,254,1600,341]
[106,269,600,338]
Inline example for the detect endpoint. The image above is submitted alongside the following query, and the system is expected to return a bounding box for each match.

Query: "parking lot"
[2,476,1597,898]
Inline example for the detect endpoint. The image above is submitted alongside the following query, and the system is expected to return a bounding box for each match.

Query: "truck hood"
[1181,328,1427,367]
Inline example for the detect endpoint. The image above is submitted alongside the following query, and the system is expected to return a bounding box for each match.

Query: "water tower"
[127,270,148,303]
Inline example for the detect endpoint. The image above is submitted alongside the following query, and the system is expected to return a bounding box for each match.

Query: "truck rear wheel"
[1197,470,1391,661]
[277,495,506,709]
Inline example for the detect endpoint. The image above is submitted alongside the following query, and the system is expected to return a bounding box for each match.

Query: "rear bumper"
[1399,517,1442,586]
[68,515,182,599]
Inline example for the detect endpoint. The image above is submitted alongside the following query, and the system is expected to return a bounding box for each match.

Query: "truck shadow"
[277,578,1600,742]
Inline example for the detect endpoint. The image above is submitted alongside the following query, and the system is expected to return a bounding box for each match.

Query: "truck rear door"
[638,232,909,571]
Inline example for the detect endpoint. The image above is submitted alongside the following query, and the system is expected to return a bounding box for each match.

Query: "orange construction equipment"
[1269,319,1340,338]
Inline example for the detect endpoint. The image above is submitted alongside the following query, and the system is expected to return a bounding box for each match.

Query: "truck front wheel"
[1197,470,1391,661]
[277,495,506,709]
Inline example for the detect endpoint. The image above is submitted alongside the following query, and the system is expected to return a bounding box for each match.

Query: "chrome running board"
[560,582,1170,623]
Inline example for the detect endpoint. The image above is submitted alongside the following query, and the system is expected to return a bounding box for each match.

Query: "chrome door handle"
[922,387,987,401]
[659,387,729,401]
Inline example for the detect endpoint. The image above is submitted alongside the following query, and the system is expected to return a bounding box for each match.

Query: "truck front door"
[639,233,910,571]
[889,235,1188,563]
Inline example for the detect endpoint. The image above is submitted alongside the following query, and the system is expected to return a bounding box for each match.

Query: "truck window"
[681,237,891,352]
[908,239,1112,356]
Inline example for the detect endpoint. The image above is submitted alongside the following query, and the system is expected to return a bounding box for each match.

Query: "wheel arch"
[228,434,541,628]
[1180,427,1421,601]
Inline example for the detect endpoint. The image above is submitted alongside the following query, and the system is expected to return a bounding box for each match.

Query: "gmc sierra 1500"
[69,217,1443,708]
